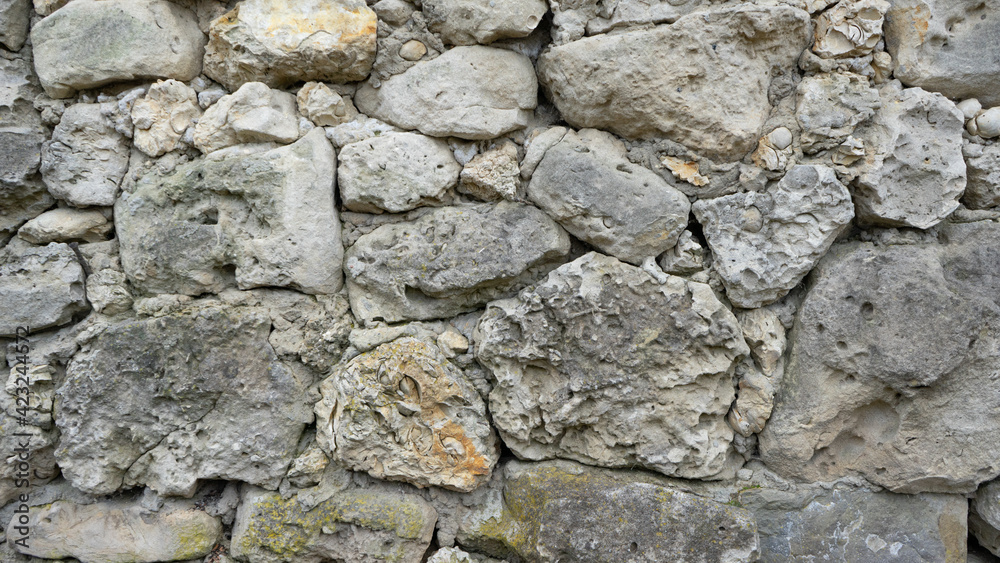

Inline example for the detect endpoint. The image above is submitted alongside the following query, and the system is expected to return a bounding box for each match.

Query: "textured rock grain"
[0,242,88,337]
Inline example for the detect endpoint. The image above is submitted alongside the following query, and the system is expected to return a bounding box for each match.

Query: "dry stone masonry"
[2,0,1000,561]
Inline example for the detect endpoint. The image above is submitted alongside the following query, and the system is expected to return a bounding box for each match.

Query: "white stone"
[131,79,202,157]
[193,82,302,154]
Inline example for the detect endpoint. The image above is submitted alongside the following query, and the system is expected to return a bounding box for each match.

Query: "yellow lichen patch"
[242,0,377,51]
[662,156,710,187]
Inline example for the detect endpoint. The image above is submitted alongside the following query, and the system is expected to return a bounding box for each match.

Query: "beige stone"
[132,79,202,157]
[17,208,111,244]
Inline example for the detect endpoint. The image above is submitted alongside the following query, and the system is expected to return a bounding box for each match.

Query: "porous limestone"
[965,142,1000,209]
[796,72,880,154]
[459,141,520,202]
[131,79,202,157]
[0,242,88,337]
[193,82,301,154]
[812,0,889,59]
[296,82,358,127]
[422,0,547,45]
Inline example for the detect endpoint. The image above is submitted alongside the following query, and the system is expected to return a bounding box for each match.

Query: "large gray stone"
[885,0,1000,106]
[693,165,855,308]
[527,129,691,266]
[344,202,569,324]
[355,46,537,140]
[457,460,759,562]
[0,0,29,51]
[548,0,709,44]
[30,0,206,98]
[538,5,812,161]
[117,129,343,296]
[0,242,88,337]
[56,302,314,496]
[759,220,1000,494]
[422,0,546,45]
[476,252,749,480]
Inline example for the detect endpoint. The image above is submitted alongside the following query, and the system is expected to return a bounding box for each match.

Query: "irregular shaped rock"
[693,165,854,308]
[30,0,205,98]
[812,0,889,58]
[538,5,812,160]
[345,201,569,324]
[232,484,437,563]
[117,129,343,296]
[0,55,46,190]
[459,141,520,202]
[355,46,537,140]
[973,107,1000,139]
[203,0,377,91]
[0,0,29,51]
[0,242,87,337]
[422,0,546,45]
[476,252,749,479]
[10,500,222,563]
[193,82,301,154]
[41,103,129,207]
[972,479,1000,557]
[965,143,1000,209]
[33,0,69,15]
[796,72,880,154]
[17,208,111,244]
[316,338,498,492]
[0,365,58,507]
[131,79,202,157]
[297,82,357,127]
[458,460,759,562]
[548,0,708,44]
[885,0,1000,106]
[56,303,313,496]
[850,84,966,229]
[528,129,691,265]
[759,220,1000,493]
[338,132,461,213]
[657,229,705,276]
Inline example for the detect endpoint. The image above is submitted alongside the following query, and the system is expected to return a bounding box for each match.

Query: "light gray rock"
[231,484,437,563]
[0,0,29,51]
[527,129,691,265]
[355,46,537,140]
[476,252,749,479]
[56,302,314,496]
[9,499,222,563]
[973,107,1000,139]
[192,82,301,154]
[657,230,705,276]
[17,208,111,244]
[972,479,1000,557]
[315,337,498,492]
[0,242,88,337]
[850,84,966,229]
[548,0,708,44]
[33,0,69,15]
[117,129,343,296]
[0,365,58,507]
[885,0,1000,106]
[458,460,759,562]
[297,82,358,127]
[85,269,133,317]
[131,79,202,157]
[693,165,854,309]
[345,201,569,324]
[30,0,206,98]
[202,0,377,91]
[796,72,880,154]
[422,0,546,45]
[338,132,461,213]
[965,143,1000,209]
[538,5,812,161]
[759,220,1000,493]
[41,103,130,207]
[812,0,889,59]
[459,141,520,202]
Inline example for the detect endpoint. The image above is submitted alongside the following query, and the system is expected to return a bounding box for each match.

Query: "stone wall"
[1,0,1000,561]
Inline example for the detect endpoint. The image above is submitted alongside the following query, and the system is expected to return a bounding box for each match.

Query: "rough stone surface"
[131,79,202,157]
[850,84,966,229]
[965,143,1000,209]
[538,5,812,160]
[338,132,461,213]
[527,129,691,265]
[41,103,129,207]
[0,0,29,51]
[796,72,880,154]
[548,0,707,44]
[693,165,854,308]
[0,242,88,337]
[297,81,358,127]
[316,337,498,492]
[0,365,58,507]
[193,82,301,154]
[56,302,314,496]
[117,129,343,296]
[202,0,377,91]
[30,0,206,98]
[476,252,749,479]
[345,201,569,324]
[885,0,1000,106]
[972,479,1000,557]
[458,460,759,562]
[812,0,889,59]
[232,484,437,563]
[17,208,112,244]
[459,141,520,202]
[355,46,537,140]
[760,220,1000,494]
[10,500,222,563]
[422,0,546,45]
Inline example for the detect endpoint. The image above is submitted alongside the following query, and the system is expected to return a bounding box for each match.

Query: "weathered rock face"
[422,0,546,45]
[796,72,880,154]
[538,5,812,160]
[812,0,888,59]
[527,129,691,265]
[0,242,88,337]
[0,364,58,507]
[693,165,854,308]
[884,0,1000,106]
[56,303,314,496]
[193,82,301,154]
[355,46,537,140]
[117,129,343,296]
[972,479,1000,557]
[131,79,202,157]
[458,460,759,562]
[760,220,1000,494]
[316,338,498,492]
[10,500,222,563]
[459,141,520,202]
[18,208,112,244]
[338,132,461,213]
[232,484,437,563]
[30,0,206,98]
[203,0,377,91]
[345,201,569,324]
[477,252,749,479]
[965,143,1000,210]
[850,84,966,229]
[40,103,129,207]
[0,0,29,51]
[297,81,357,127]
